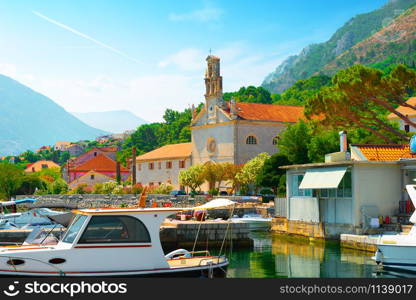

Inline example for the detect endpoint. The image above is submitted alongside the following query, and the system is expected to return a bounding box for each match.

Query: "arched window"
[272,136,279,145]
[246,135,257,145]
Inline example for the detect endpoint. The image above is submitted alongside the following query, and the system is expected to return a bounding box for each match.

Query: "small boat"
[231,213,272,231]
[0,207,228,277]
[373,185,416,273]
[0,208,64,230]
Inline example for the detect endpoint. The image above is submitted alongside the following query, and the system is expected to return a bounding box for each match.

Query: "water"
[225,232,416,278]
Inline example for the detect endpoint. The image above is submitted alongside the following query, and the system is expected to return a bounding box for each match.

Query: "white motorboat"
[231,214,272,231]
[0,208,64,229]
[0,207,228,277]
[373,185,416,273]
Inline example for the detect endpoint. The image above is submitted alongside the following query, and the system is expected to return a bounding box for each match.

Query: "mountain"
[322,5,416,74]
[72,110,147,133]
[0,74,107,156]
[262,0,416,93]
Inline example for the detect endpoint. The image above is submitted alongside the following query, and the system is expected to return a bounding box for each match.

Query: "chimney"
[339,131,347,152]
[230,97,237,119]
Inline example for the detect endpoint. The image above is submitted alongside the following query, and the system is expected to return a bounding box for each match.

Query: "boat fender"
[165,249,192,259]
[374,249,383,264]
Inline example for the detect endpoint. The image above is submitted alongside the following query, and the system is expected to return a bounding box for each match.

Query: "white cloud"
[169,3,224,22]
[0,63,17,78]
[158,48,205,72]
[32,11,141,64]
[0,41,291,124]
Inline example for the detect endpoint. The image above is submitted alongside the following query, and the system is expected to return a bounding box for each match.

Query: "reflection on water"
[226,232,416,278]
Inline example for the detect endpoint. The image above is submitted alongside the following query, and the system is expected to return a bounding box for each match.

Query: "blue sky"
[0,0,387,122]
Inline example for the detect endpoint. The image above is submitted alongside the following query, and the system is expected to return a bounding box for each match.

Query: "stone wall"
[160,221,253,250]
[16,194,140,209]
[271,217,362,239]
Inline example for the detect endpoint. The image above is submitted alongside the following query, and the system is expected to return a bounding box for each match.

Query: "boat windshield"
[61,214,88,244]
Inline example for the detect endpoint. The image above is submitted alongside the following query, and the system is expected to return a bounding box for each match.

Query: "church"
[135,55,304,190]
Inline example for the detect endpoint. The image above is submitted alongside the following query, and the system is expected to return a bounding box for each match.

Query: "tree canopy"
[256,153,290,195]
[118,107,194,164]
[305,64,416,143]
[0,163,24,200]
[223,86,272,104]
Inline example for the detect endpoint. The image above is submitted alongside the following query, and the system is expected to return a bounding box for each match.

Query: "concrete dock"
[340,234,380,252]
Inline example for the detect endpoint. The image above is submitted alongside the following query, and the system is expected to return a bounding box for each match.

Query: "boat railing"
[197,255,225,267]
[189,250,210,257]
[2,255,66,276]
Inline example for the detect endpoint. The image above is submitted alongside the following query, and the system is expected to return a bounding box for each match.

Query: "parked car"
[170,190,187,197]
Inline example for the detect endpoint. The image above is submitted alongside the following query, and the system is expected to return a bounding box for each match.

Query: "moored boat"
[231,214,272,231]
[373,185,416,273]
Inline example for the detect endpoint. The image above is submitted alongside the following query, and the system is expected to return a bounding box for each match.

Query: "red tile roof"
[226,102,304,122]
[387,97,416,120]
[136,143,192,161]
[352,144,416,161]
[73,154,129,172]
[70,147,117,167]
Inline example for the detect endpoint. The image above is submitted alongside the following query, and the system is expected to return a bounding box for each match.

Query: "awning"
[186,198,236,210]
[299,167,348,189]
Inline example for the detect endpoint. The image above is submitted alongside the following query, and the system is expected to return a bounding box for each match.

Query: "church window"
[166,161,172,169]
[179,160,186,168]
[272,136,279,145]
[246,135,257,145]
[149,162,154,170]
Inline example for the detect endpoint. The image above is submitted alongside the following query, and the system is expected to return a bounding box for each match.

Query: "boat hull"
[231,218,271,231]
[0,262,228,277]
[376,244,416,273]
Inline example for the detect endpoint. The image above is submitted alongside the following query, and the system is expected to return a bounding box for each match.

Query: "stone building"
[191,55,304,165]
[136,143,192,189]
[135,55,304,191]
[68,170,116,190]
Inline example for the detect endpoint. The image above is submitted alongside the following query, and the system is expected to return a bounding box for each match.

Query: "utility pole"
[132,147,137,185]
[116,161,121,184]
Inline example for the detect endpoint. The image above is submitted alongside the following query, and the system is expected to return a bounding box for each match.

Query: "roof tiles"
[354,144,416,161]
[136,143,192,161]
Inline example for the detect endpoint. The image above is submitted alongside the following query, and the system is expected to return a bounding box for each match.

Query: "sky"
[0,0,387,122]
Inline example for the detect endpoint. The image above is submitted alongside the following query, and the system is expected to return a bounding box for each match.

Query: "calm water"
[224,232,416,278]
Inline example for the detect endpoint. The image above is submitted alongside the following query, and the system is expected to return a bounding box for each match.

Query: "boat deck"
[167,256,227,268]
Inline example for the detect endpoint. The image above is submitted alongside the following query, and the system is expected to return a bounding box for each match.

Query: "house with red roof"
[387,97,416,133]
[68,154,129,183]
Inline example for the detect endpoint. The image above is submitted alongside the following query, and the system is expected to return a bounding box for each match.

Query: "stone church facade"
[135,55,304,190]
[191,55,304,166]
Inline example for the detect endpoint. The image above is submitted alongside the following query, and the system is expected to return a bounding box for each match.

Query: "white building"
[281,143,416,239]
[136,143,192,189]
[387,97,416,133]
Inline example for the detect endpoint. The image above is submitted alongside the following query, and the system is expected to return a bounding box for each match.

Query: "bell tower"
[204,55,223,100]
[204,55,225,119]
